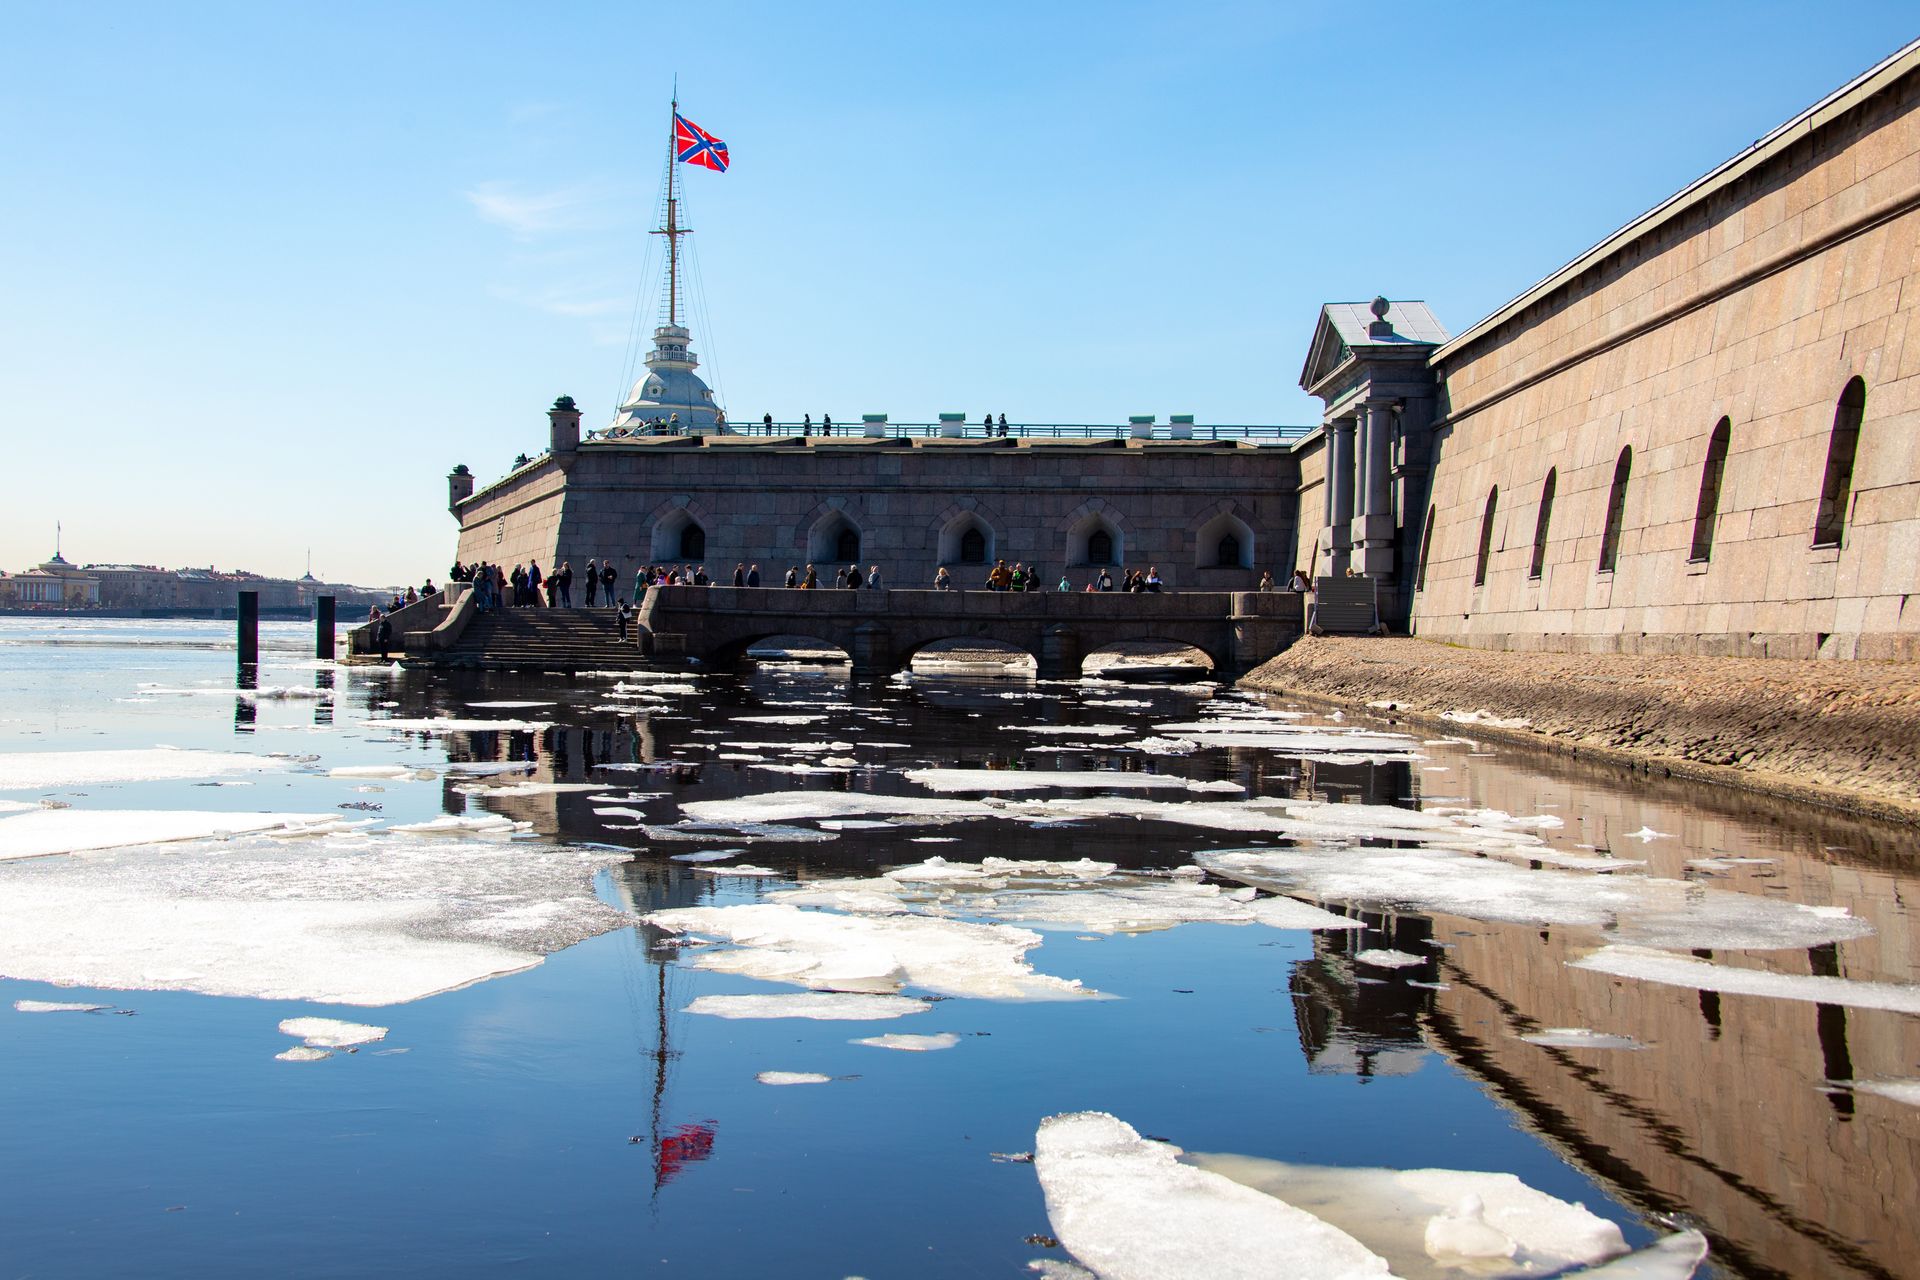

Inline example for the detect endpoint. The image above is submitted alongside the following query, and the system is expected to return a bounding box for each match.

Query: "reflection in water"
[344,660,1918,1279]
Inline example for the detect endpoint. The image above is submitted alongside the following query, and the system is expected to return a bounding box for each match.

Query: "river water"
[0,618,1915,1279]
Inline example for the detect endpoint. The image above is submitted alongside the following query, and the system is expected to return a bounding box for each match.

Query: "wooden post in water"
[237,591,259,668]
[316,595,336,659]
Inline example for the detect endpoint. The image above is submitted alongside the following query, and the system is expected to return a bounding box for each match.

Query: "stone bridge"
[634,586,1305,677]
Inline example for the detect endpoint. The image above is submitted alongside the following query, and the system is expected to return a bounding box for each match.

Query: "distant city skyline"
[5,2,1917,584]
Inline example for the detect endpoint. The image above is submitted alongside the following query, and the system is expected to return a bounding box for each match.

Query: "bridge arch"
[905,635,1038,675]
[713,630,854,670]
[1081,635,1221,676]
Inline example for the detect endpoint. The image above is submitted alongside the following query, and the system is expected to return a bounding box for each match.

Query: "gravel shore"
[1239,636,1920,825]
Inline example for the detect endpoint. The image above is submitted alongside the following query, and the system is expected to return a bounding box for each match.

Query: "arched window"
[1414,505,1435,593]
[678,523,706,560]
[959,527,986,563]
[1087,530,1114,565]
[1814,379,1865,548]
[1529,469,1556,580]
[1473,487,1498,587]
[1690,419,1732,563]
[1215,534,1242,567]
[835,527,861,563]
[1599,447,1632,572]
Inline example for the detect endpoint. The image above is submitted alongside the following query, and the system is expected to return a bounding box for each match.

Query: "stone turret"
[448,464,474,514]
[549,395,582,457]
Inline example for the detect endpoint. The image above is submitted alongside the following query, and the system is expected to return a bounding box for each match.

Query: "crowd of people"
[441,556,1314,604]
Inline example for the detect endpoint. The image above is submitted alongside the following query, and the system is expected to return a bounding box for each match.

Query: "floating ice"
[1152,720,1422,757]
[360,717,551,733]
[684,992,930,1020]
[1355,949,1426,969]
[384,814,529,838]
[466,700,555,709]
[818,819,896,831]
[0,747,288,791]
[1570,946,1920,1014]
[14,999,109,1013]
[1624,827,1673,843]
[695,864,778,877]
[904,768,1244,795]
[851,1032,961,1051]
[0,809,347,862]
[279,1016,387,1047]
[1854,1079,1920,1107]
[1189,1154,1634,1278]
[647,903,1099,1001]
[1201,844,1871,951]
[736,714,827,724]
[756,1070,832,1085]
[1518,1028,1647,1050]
[456,781,605,797]
[1003,724,1135,736]
[642,821,837,844]
[683,792,994,824]
[443,761,537,776]
[0,829,630,1005]
[1033,1112,1394,1280]
[330,765,432,781]
[276,1046,332,1062]
[670,849,742,863]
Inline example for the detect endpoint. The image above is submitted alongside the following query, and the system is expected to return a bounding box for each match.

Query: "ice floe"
[14,999,110,1013]
[279,1016,387,1047]
[276,1046,332,1062]
[0,809,349,862]
[771,860,1361,937]
[904,768,1243,795]
[851,1032,961,1051]
[670,849,742,863]
[1354,949,1426,969]
[1570,945,1920,1013]
[756,1070,832,1085]
[1440,709,1533,730]
[360,717,551,733]
[1004,724,1135,736]
[1518,1028,1647,1051]
[1201,842,1872,951]
[646,903,1099,1000]
[1853,1079,1920,1107]
[0,747,288,791]
[683,992,930,1020]
[0,828,631,1005]
[330,764,434,781]
[1033,1112,1394,1279]
[694,864,778,877]
[682,792,994,825]
[385,813,529,838]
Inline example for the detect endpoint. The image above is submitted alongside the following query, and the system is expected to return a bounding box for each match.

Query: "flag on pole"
[674,113,729,172]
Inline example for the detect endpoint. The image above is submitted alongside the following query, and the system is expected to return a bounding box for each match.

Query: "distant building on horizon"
[0,556,396,614]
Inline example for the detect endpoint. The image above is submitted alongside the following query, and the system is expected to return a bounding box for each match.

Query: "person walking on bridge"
[747,564,761,587]
[733,563,746,587]
[785,566,799,588]
[802,565,818,589]
[866,565,883,590]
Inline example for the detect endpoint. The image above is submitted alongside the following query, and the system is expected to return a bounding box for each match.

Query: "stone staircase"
[437,607,639,671]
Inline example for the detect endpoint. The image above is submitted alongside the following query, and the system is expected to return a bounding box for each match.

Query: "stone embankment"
[1240,637,1920,825]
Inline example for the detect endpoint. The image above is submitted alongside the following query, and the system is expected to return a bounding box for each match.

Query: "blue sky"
[3,3,1915,587]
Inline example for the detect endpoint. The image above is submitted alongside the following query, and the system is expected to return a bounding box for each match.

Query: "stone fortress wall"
[450,39,1920,663]
[453,426,1299,596]
[1404,44,1920,658]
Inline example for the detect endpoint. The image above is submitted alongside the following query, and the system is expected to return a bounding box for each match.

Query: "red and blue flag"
[674,113,729,172]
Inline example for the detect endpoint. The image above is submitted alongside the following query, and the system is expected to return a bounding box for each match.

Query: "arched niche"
[651,509,707,563]
[938,513,995,565]
[1067,512,1125,567]
[1193,511,1255,569]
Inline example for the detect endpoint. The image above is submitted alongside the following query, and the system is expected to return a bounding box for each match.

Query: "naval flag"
[674,113,729,172]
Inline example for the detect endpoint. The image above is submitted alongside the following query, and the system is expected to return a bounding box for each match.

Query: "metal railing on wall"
[584,421,1313,444]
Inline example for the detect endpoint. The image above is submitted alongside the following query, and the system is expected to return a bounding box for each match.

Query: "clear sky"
[3,3,1915,587]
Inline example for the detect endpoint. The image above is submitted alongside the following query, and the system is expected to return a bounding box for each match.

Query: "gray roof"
[1320,300,1450,348]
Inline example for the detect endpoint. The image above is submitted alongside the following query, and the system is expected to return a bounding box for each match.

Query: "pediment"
[1299,308,1352,393]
